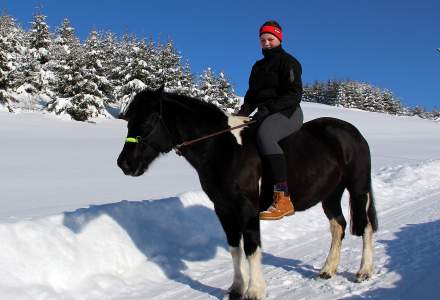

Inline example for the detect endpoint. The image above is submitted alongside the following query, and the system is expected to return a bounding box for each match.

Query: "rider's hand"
[252,105,270,123]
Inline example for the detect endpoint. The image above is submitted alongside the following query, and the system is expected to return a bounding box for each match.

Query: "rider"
[237,20,303,220]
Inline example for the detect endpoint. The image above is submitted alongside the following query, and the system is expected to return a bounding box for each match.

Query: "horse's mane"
[124,88,229,122]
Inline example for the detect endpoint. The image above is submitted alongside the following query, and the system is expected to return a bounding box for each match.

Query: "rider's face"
[259,33,281,50]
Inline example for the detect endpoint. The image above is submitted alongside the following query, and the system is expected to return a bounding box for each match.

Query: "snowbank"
[0,192,227,299]
[1,102,440,299]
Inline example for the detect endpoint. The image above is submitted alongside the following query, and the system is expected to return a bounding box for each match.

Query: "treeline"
[1,11,437,121]
[0,11,239,120]
[303,80,440,120]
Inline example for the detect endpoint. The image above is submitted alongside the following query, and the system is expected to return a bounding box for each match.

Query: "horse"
[117,86,378,300]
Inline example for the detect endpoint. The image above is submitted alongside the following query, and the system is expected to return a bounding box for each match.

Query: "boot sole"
[260,210,295,220]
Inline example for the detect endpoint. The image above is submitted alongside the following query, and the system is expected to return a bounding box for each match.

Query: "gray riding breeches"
[256,106,304,155]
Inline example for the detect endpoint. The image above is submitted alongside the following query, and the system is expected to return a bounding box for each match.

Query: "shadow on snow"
[344,219,440,299]
[62,197,368,299]
[63,197,228,299]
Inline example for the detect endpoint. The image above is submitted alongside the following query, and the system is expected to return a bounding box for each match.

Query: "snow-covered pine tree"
[56,18,78,47]
[158,41,188,93]
[64,29,109,121]
[303,81,326,104]
[197,68,239,113]
[49,18,80,98]
[0,34,13,110]
[0,13,26,111]
[116,35,151,113]
[429,109,440,120]
[304,80,405,116]
[302,81,320,104]
[376,88,403,114]
[83,29,112,102]
[179,61,198,97]
[47,38,84,117]
[100,31,120,103]
[216,71,239,113]
[48,29,109,121]
[326,80,340,105]
[197,67,217,103]
[336,81,357,108]
[50,18,81,98]
[28,10,51,65]
[413,106,426,118]
[11,9,54,109]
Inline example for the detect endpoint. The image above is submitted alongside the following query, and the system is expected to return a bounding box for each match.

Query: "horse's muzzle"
[117,156,141,176]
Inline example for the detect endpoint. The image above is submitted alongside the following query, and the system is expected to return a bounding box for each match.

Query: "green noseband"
[125,136,141,143]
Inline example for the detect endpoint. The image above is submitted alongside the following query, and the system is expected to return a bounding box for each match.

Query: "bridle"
[124,96,256,155]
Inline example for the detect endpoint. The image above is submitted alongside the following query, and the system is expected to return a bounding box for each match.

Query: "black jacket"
[238,46,302,117]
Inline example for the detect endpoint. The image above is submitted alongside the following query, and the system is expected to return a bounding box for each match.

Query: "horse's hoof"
[228,290,244,300]
[318,272,333,279]
[228,283,247,299]
[356,272,371,282]
[243,286,267,300]
[243,296,262,300]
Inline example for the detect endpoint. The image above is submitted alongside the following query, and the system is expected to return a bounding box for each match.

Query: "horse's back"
[277,117,371,210]
[282,117,369,164]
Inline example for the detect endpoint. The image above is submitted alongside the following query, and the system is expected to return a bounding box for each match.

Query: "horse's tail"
[349,182,378,236]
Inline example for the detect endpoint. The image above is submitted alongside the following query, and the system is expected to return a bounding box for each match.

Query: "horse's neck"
[170,108,239,172]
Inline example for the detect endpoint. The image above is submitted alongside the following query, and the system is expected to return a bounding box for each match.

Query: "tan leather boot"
[259,191,295,220]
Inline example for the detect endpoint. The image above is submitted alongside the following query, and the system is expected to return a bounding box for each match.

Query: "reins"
[174,120,256,155]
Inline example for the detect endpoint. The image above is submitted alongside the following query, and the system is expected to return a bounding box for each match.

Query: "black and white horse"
[117,86,378,300]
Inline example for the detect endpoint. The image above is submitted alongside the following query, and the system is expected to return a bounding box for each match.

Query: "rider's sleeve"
[237,65,258,116]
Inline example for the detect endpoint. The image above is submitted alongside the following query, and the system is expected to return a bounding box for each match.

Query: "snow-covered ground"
[1,102,440,299]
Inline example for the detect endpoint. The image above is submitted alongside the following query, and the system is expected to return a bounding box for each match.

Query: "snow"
[1,102,440,299]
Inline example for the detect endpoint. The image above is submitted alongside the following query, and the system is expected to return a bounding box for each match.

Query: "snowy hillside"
[1,102,440,299]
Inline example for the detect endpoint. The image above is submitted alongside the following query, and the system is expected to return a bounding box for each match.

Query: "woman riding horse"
[237,20,303,220]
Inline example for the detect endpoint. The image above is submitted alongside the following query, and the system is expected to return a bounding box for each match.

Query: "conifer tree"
[197,68,239,112]
[100,31,120,103]
[198,67,217,102]
[158,41,183,90]
[48,29,109,121]
[0,13,25,111]
[216,71,240,112]
[29,10,51,65]
[12,9,54,103]
[179,61,198,97]
[83,29,112,100]
[116,35,150,112]
[0,34,12,109]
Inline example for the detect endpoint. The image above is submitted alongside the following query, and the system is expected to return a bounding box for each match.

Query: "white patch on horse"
[319,218,343,277]
[245,246,267,300]
[227,115,250,145]
[366,192,371,220]
[356,193,374,282]
[258,177,262,195]
[229,238,248,295]
[356,223,374,281]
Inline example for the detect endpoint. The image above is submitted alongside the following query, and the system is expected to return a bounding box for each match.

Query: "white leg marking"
[319,218,343,278]
[229,239,248,295]
[357,223,374,282]
[245,247,267,300]
[227,115,250,145]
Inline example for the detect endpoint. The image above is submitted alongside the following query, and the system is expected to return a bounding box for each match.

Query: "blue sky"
[4,0,440,109]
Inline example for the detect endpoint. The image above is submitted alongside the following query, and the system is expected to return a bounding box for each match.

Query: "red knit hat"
[259,23,283,42]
